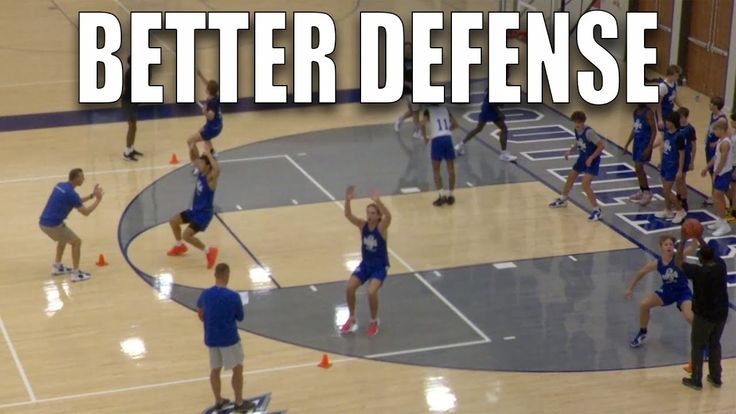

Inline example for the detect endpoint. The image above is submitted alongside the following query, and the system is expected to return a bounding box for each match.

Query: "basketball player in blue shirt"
[340,186,391,337]
[703,97,726,205]
[39,168,104,282]
[676,107,697,212]
[197,263,255,413]
[549,111,605,221]
[624,104,656,205]
[167,142,220,269]
[625,235,696,347]
[187,70,222,158]
[655,65,681,133]
[454,87,516,162]
[655,112,687,224]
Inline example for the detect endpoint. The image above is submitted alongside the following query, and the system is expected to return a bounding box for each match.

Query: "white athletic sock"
[204,246,210,254]
[175,240,184,247]
[560,195,568,201]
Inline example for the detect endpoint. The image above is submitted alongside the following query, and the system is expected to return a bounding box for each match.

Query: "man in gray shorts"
[197,263,255,413]
[39,168,103,282]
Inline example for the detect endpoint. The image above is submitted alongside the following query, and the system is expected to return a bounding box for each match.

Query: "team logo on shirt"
[663,139,672,155]
[661,267,678,283]
[196,177,203,194]
[363,234,378,251]
[576,137,587,153]
[632,118,643,133]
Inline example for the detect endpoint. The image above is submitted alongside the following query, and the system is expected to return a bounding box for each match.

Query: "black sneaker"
[707,375,723,387]
[131,149,143,157]
[231,400,257,413]
[432,196,447,207]
[122,152,138,162]
[446,195,455,205]
[682,377,703,390]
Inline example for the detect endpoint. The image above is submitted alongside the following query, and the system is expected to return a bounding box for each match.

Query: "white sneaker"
[412,129,423,140]
[712,221,732,237]
[70,270,91,282]
[707,221,720,230]
[455,142,465,156]
[394,116,403,132]
[655,210,674,219]
[629,191,643,202]
[51,263,72,276]
[639,191,653,206]
[672,210,687,224]
[499,151,517,162]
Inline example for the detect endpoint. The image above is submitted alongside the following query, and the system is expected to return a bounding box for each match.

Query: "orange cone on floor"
[169,153,179,164]
[96,254,108,266]
[318,354,332,368]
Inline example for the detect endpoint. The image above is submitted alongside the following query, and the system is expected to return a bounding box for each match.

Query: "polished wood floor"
[0,1,734,413]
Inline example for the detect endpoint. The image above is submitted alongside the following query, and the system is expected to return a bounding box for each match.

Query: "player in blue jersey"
[625,235,696,347]
[654,112,687,224]
[676,107,696,212]
[39,168,104,282]
[167,141,220,269]
[655,65,682,133]
[548,111,605,221]
[187,70,222,158]
[422,103,459,206]
[454,87,516,161]
[703,97,727,206]
[701,119,732,236]
[340,186,391,337]
[624,104,656,205]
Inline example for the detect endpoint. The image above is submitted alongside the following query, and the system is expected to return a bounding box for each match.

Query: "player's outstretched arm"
[370,188,391,232]
[344,185,364,228]
[624,260,656,299]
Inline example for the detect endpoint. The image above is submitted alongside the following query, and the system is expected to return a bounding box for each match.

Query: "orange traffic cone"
[318,354,332,368]
[96,254,108,266]
[169,153,179,164]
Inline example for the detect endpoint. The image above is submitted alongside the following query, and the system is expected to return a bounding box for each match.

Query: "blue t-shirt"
[205,97,222,129]
[361,223,389,268]
[197,286,244,347]
[657,257,689,291]
[39,182,83,227]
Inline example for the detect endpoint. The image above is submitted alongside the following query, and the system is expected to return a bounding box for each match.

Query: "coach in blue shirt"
[197,263,253,413]
[39,168,103,282]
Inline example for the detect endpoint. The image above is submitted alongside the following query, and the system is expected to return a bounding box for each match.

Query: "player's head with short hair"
[366,203,382,224]
[698,243,715,264]
[710,96,724,111]
[666,65,682,77]
[659,235,676,246]
[215,262,230,282]
[570,111,586,123]
[658,235,676,255]
[678,107,690,119]
[637,103,649,110]
[68,168,84,186]
[713,119,729,133]
[195,154,212,174]
[207,80,219,97]
[665,111,680,130]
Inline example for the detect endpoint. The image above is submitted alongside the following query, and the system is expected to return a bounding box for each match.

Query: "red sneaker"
[206,247,219,269]
[367,320,379,337]
[340,318,356,334]
[167,244,188,256]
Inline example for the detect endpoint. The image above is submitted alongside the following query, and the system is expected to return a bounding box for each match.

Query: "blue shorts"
[714,170,732,192]
[181,209,213,233]
[660,164,677,182]
[572,155,600,176]
[431,135,456,161]
[352,262,388,285]
[479,102,503,123]
[632,143,652,163]
[682,153,691,173]
[656,286,693,310]
[200,124,222,141]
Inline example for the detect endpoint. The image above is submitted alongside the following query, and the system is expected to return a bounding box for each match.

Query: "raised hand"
[370,188,380,202]
[345,185,355,201]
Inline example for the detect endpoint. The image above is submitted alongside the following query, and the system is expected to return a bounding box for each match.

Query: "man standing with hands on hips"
[675,229,729,390]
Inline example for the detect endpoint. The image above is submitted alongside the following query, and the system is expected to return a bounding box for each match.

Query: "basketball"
[682,218,703,239]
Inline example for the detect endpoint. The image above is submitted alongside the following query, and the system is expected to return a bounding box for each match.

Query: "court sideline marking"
[283,155,492,343]
[0,317,36,403]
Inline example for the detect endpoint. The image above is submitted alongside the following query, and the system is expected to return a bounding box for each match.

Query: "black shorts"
[180,211,203,233]
[122,99,138,121]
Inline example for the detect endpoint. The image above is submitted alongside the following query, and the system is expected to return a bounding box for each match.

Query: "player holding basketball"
[167,141,220,268]
[340,186,391,337]
[654,112,687,224]
[454,87,516,162]
[548,111,604,221]
[187,70,222,158]
[624,103,656,205]
[421,103,459,206]
[625,235,697,347]
[700,119,732,236]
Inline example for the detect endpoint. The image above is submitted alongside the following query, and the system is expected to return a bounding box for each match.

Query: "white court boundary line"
[0,154,287,186]
[283,155,491,343]
[0,317,36,402]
